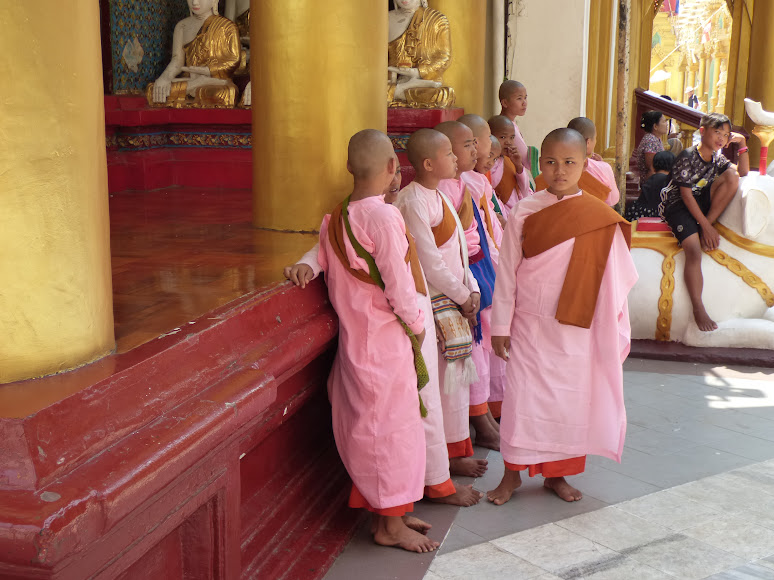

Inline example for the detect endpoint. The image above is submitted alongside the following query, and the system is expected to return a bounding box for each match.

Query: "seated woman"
[146,0,242,108]
[633,111,669,181]
[625,151,675,221]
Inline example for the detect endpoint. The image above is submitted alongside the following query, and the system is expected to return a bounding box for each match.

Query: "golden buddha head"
[188,0,218,17]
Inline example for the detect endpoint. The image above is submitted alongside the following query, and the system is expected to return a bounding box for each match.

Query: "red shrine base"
[105,96,253,193]
[0,189,360,580]
[388,107,464,186]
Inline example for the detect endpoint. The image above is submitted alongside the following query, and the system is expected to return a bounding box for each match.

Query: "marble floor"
[324,358,774,580]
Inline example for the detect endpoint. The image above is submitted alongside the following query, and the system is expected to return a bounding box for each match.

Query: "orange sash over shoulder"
[431,194,457,248]
[495,156,520,204]
[328,203,427,295]
[456,189,475,230]
[522,193,630,329]
[534,170,610,202]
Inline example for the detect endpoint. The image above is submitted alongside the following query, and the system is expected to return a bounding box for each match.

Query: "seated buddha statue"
[146,0,242,108]
[388,0,455,109]
[225,0,252,107]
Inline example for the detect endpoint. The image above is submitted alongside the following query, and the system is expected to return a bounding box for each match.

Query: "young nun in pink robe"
[301,130,438,553]
[487,128,638,506]
[290,161,481,508]
[488,114,533,220]
[436,121,501,452]
[397,128,489,482]
[499,81,534,202]
[568,117,621,206]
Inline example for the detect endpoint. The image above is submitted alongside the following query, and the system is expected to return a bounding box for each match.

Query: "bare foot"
[486,410,501,433]
[373,515,439,553]
[403,515,432,534]
[471,414,500,451]
[544,477,583,502]
[428,484,483,507]
[487,469,522,505]
[693,307,718,332]
[449,457,488,477]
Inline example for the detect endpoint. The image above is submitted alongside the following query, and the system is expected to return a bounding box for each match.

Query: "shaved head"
[488,115,515,135]
[498,80,525,101]
[434,121,472,142]
[541,128,587,156]
[458,114,490,138]
[567,117,596,140]
[489,134,501,151]
[407,128,449,170]
[347,129,395,179]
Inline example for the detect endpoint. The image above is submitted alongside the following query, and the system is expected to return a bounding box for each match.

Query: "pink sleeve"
[400,197,473,305]
[491,209,525,336]
[297,242,322,278]
[370,214,425,335]
[604,163,620,206]
[463,207,481,258]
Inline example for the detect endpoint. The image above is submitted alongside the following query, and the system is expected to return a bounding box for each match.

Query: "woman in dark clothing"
[625,151,675,221]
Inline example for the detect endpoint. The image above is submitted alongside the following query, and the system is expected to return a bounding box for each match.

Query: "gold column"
[430,0,487,114]
[709,55,720,111]
[697,53,707,111]
[747,0,774,165]
[251,0,387,231]
[0,4,114,384]
[725,0,753,125]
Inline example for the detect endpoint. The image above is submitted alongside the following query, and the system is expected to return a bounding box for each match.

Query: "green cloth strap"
[491,193,503,216]
[341,196,429,417]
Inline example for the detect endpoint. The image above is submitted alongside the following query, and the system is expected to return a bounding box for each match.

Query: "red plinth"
[0,279,360,579]
[105,96,252,193]
[387,107,464,186]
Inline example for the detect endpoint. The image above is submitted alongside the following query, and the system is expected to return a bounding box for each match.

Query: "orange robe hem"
[504,456,586,478]
[489,400,503,419]
[424,478,457,498]
[348,485,414,516]
[469,402,489,416]
[447,438,474,458]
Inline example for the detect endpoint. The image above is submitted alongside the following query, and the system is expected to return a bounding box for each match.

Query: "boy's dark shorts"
[662,187,711,244]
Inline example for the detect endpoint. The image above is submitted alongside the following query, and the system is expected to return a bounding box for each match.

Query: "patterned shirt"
[658,147,730,215]
[634,132,664,179]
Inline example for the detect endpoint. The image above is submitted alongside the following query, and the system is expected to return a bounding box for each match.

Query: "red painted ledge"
[0,279,359,579]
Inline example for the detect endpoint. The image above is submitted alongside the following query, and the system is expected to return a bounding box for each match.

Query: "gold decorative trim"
[716,222,774,258]
[632,231,682,341]
[707,249,774,307]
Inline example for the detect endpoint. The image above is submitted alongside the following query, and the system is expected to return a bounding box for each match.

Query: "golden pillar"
[430,0,487,114]
[747,0,774,166]
[251,0,387,231]
[697,53,707,111]
[0,4,114,384]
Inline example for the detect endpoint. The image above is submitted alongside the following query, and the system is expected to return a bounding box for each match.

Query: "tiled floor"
[324,359,774,580]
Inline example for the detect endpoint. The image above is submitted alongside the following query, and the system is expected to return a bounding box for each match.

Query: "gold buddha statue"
[388,0,456,109]
[146,0,243,108]
[225,0,251,107]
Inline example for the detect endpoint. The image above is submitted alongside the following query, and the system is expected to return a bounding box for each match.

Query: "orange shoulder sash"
[522,193,630,328]
[495,156,519,204]
[328,203,427,295]
[456,188,474,230]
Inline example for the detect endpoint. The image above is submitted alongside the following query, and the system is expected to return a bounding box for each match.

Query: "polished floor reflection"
[110,188,318,352]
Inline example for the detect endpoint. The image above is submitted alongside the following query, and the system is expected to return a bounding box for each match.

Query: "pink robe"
[587,157,621,206]
[298,236,448,490]
[512,121,533,201]
[490,157,531,220]
[455,171,506,409]
[396,182,479,446]
[491,190,638,465]
[316,196,426,509]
